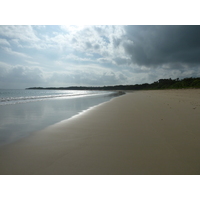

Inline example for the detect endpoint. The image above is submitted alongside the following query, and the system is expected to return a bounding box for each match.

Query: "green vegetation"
[27,77,200,91]
[150,77,200,90]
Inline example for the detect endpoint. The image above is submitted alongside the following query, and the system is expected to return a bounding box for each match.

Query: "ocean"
[0,89,121,146]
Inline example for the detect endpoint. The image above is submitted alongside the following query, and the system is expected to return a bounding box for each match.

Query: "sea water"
[0,89,121,146]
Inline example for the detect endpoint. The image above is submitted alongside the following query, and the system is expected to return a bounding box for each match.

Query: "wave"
[0,91,115,106]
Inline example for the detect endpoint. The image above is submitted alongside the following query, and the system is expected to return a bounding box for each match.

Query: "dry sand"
[1,89,200,175]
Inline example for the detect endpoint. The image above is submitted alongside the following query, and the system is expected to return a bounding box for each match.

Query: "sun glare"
[62,25,87,34]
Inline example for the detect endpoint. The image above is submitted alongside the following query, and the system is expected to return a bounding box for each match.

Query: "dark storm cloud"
[123,25,200,66]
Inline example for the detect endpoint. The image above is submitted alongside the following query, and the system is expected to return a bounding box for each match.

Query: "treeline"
[149,77,200,89]
[27,77,200,91]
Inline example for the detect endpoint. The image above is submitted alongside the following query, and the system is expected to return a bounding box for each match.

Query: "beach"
[0,89,200,175]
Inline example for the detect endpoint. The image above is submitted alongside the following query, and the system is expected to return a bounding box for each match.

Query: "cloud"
[97,57,112,63]
[67,26,126,63]
[45,62,129,87]
[25,60,40,65]
[64,54,93,62]
[0,64,44,89]
[48,69,128,87]
[0,25,39,43]
[123,25,200,66]
[0,39,10,46]
[113,57,132,66]
[2,47,31,59]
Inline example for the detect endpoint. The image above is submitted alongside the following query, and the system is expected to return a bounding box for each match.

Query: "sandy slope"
[1,89,200,175]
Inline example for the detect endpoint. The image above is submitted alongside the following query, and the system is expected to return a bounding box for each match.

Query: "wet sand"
[1,89,200,175]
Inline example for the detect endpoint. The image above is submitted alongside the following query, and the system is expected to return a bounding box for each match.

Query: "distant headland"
[26,77,200,90]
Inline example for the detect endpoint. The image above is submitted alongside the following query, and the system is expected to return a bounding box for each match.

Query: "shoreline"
[0,90,121,146]
[1,89,200,175]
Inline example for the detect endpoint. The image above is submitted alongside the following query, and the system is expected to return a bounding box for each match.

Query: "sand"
[1,89,200,175]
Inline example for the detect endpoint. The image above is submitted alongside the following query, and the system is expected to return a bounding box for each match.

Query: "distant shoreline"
[26,77,200,90]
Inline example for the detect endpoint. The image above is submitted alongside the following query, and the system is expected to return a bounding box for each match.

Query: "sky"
[1,25,200,89]
[0,0,199,196]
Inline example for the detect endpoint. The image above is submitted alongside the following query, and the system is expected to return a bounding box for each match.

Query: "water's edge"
[0,91,125,146]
